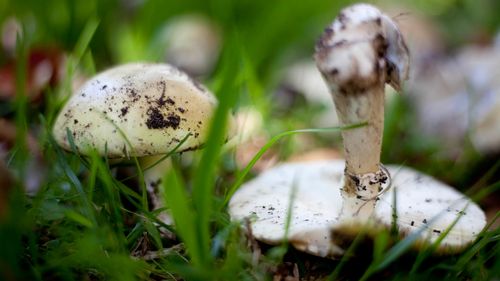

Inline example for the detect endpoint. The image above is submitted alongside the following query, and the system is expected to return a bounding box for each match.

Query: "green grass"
[1,0,500,280]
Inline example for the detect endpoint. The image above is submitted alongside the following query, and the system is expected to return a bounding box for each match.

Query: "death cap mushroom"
[53,62,227,225]
[53,62,217,158]
[230,160,486,256]
[229,3,485,257]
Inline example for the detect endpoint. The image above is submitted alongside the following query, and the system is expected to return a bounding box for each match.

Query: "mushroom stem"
[333,85,386,218]
[314,4,409,219]
[141,155,173,225]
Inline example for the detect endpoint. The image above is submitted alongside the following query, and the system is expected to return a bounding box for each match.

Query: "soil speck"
[120,107,129,117]
[146,107,181,129]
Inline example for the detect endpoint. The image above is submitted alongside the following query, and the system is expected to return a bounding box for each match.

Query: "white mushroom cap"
[229,160,486,257]
[376,166,485,251]
[315,3,409,93]
[229,160,345,257]
[53,63,217,158]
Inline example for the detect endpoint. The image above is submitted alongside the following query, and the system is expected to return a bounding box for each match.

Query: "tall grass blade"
[190,34,241,267]
[163,168,201,266]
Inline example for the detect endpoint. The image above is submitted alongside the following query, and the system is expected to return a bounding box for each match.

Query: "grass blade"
[163,167,201,266]
[190,34,242,267]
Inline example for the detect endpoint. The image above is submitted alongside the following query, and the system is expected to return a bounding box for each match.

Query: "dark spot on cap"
[332,39,347,48]
[101,85,108,90]
[177,107,185,113]
[146,107,181,130]
[155,81,176,107]
[74,119,78,124]
[324,27,334,36]
[373,33,387,59]
[337,12,348,30]
[120,107,129,117]
[127,88,139,102]
[410,221,414,226]
[422,219,427,224]
[425,198,432,203]
[146,107,168,129]
[433,229,441,234]
[165,114,180,129]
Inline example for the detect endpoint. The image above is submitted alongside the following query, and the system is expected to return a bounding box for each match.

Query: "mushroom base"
[339,166,389,219]
[142,155,174,225]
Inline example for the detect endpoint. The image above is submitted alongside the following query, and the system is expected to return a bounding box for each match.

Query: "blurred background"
[4,0,498,199]
[0,0,499,280]
[1,0,499,175]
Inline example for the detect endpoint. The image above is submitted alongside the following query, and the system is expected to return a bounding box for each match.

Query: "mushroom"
[230,160,486,256]
[229,3,486,257]
[160,14,221,77]
[314,2,410,221]
[53,62,218,224]
[408,42,500,155]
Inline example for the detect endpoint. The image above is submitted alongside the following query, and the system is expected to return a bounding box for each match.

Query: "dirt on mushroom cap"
[315,3,409,94]
[52,63,217,158]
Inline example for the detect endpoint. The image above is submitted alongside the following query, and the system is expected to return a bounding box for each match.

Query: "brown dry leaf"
[0,48,64,103]
[0,118,41,156]
[0,159,14,221]
[272,262,299,281]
